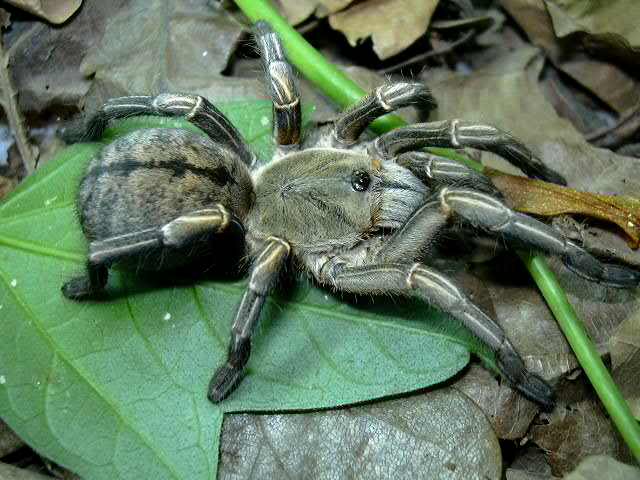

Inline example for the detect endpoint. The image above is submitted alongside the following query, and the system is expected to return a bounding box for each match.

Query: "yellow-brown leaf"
[487,170,640,249]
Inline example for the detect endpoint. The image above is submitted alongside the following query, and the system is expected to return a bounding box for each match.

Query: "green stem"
[235,0,640,461]
[522,252,640,460]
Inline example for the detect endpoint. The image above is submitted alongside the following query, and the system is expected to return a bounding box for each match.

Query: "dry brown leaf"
[452,365,539,440]
[531,400,631,476]
[487,170,640,249]
[276,0,355,25]
[563,455,640,480]
[608,311,640,419]
[329,0,439,60]
[500,0,640,113]
[0,462,53,480]
[219,390,502,479]
[0,420,23,457]
[6,0,133,117]
[80,0,252,111]
[544,0,640,60]
[506,445,557,480]
[5,0,81,24]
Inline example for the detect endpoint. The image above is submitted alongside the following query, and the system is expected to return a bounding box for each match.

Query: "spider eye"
[351,170,370,192]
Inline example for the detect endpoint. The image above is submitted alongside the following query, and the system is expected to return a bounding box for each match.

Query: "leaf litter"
[2,0,640,478]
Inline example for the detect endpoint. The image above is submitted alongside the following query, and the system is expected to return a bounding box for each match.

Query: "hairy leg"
[397,151,502,197]
[62,205,236,300]
[208,236,290,402]
[65,94,255,166]
[438,188,639,287]
[372,120,566,185]
[333,82,435,145]
[254,21,301,147]
[316,260,554,410]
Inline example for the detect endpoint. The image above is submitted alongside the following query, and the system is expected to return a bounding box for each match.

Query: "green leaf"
[0,100,486,479]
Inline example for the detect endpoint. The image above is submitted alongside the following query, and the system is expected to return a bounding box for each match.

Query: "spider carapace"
[63,21,640,410]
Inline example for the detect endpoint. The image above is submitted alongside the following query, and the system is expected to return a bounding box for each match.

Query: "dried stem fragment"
[0,36,38,173]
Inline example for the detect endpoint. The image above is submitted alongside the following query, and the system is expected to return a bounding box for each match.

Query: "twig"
[0,33,38,173]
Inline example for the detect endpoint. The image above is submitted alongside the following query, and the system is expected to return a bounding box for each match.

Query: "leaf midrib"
[0,232,484,362]
[0,263,186,480]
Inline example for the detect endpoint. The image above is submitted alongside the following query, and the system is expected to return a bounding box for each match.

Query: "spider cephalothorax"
[63,21,640,410]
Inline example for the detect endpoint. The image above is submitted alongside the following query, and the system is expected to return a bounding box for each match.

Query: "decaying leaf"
[453,365,539,440]
[0,462,52,480]
[531,400,632,476]
[329,0,439,60]
[473,259,579,381]
[5,0,127,116]
[219,390,502,480]
[5,0,81,24]
[609,311,640,419]
[500,0,640,114]
[505,445,557,480]
[276,0,355,25]
[563,455,640,480]
[540,65,613,136]
[487,170,640,249]
[544,0,640,66]
[0,419,24,457]
[80,0,253,110]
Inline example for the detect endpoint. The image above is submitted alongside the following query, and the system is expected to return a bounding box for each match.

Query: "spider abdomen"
[77,128,254,241]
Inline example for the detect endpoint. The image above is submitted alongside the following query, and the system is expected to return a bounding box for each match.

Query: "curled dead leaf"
[276,0,355,25]
[5,0,81,24]
[500,0,640,114]
[329,0,439,60]
[487,170,640,249]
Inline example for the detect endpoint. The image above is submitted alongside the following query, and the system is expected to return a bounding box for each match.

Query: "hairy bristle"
[374,163,427,228]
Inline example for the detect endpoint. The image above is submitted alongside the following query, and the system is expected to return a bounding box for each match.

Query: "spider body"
[247,148,426,253]
[63,22,640,410]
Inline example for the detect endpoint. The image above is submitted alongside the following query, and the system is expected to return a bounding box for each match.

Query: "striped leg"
[318,260,555,410]
[438,189,639,287]
[65,94,255,166]
[208,237,290,402]
[254,21,301,147]
[62,205,236,300]
[372,120,566,185]
[334,82,435,145]
[397,151,502,197]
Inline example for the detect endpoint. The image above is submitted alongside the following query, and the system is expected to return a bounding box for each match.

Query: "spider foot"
[208,363,244,403]
[61,276,104,301]
[513,372,556,412]
[563,246,640,288]
[497,344,555,411]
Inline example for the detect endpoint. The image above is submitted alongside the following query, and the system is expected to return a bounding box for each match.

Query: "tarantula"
[62,21,639,410]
